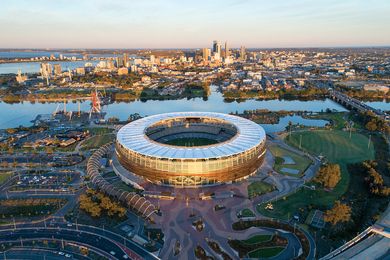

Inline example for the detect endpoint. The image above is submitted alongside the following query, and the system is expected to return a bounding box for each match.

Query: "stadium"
[115,112,266,187]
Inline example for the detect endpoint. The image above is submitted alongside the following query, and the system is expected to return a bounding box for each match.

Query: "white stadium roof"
[116,112,266,159]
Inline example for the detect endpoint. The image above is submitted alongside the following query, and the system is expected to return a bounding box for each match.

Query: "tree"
[365,120,377,131]
[314,164,341,189]
[324,201,351,226]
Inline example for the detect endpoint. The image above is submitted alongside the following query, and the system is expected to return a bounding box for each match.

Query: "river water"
[0,85,350,131]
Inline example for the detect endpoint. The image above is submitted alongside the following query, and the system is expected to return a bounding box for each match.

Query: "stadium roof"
[117,112,266,159]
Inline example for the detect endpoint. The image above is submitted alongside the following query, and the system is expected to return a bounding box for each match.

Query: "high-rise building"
[116,57,124,68]
[53,64,62,76]
[150,55,155,64]
[240,46,246,61]
[212,40,221,56]
[40,63,52,78]
[202,48,211,61]
[224,41,229,58]
[123,53,129,67]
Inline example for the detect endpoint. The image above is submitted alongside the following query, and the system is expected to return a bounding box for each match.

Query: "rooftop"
[116,112,266,159]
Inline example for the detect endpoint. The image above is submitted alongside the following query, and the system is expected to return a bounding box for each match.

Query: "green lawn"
[305,112,347,130]
[239,208,255,218]
[85,127,114,135]
[0,173,12,185]
[111,180,139,193]
[243,235,272,245]
[269,145,312,176]
[248,181,276,198]
[165,137,217,147]
[258,130,375,220]
[248,246,285,258]
[81,134,115,151]
[285,130,374,163]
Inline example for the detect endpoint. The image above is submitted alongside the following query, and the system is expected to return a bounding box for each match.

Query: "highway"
[0,218,160,260]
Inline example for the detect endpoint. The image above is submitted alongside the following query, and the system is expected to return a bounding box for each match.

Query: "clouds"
[0,0,389,48]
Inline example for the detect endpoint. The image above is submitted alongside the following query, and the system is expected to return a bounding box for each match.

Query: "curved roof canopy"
[116,112,266,159]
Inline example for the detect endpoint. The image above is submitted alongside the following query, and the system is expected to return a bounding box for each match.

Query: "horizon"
[1,0,390,49]
[1,45,390,51]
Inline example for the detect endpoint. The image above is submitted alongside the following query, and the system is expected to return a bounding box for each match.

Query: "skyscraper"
[212,40,221,56]
[202,48,211,61]
[240,46,246,61]
[116,57,124,68]
[123,53,129,67]
[224,41,229,58]
[53,64,62,75]
[40,63,52,78]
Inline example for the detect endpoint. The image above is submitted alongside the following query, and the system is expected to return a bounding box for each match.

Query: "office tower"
[40,63,52,78]
[53,64,62,75]
[123,53,129,67]
[224,41,229,58]
[150,55,155,64]
[116,57,124,68]
[240,46,246,61]
[212,40,221,56]
[202,48,211,61]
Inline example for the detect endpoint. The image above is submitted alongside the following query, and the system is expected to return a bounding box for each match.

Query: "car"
[110,251,116,255]
[58,252,65,255]
[67,223,73,227]
[123,255,129,259]
[65,254,72,258]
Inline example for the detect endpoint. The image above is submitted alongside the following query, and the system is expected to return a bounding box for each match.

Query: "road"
[0,218,159,260]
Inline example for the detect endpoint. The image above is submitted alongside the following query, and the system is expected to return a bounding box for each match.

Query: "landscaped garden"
[231,219,310,259]
[247,181,276,199]
[269,145,312,176]
[248,246,285,258]
[228,230,287,258]
[0,198,67,219]
[80,134,115,150]
[260,130,375,220]
[237,208,255,218]
[0,172,12,185]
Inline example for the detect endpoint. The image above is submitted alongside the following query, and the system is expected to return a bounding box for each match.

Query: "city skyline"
[1,0,390,49]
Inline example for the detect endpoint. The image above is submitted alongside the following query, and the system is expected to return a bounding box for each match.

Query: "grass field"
[258,130,375,220]
[248,181,276,198]
[165,137,217,147]
[269,145,312,176]
[243,235,272,245]
[0,173,12,185]
[285,130,374,163]
[81,134,115,150]
[248,246,285,258]
[304,112,347,130]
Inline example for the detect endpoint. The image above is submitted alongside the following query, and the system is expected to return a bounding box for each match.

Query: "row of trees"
[362,161,390,196]
[358,111,390,134]
[79,189,126,218]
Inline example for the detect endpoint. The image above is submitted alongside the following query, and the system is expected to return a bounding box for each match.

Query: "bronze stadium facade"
[115,112,266,187]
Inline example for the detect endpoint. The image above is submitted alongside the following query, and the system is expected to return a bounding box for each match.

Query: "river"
[0,85,349,131]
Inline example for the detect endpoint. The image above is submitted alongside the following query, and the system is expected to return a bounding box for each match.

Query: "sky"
[0,0,390,49]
